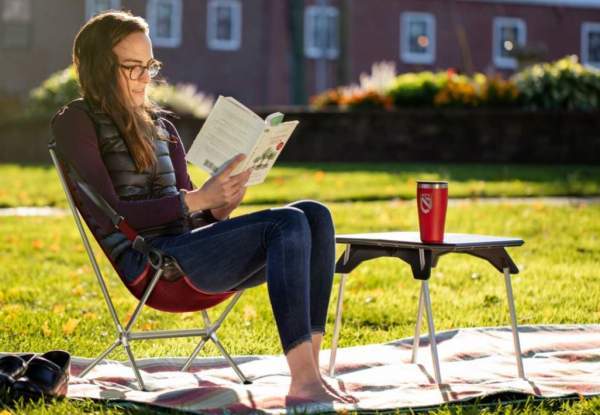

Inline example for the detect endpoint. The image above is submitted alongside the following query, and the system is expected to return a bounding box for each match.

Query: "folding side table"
[328,232,525,384]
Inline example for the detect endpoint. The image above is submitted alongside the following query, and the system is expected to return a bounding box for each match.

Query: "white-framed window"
[400,12,436,64]
[581,22,600,68]
[493,17,526,69]
[304,5,339,59]
[207,0,241,51]
[85,0,120,21]
[146,0,182,48]
[1,0,31,48]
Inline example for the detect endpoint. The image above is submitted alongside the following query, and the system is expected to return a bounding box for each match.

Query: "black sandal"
[0,354,34,392]
[11,350,70,400]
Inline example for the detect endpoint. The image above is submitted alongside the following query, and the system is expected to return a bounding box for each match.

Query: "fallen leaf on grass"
[42,321,52,337]
[83,312,97,320]
[142,322,156,331]
[62,318,80,335]
[3,304,24,315]
[243,305,257,320]
[72,285,85,295]
[314,170,326,182]
[53,304,66,314]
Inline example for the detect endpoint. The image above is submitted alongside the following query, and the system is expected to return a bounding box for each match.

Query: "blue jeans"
[119,200,335,354]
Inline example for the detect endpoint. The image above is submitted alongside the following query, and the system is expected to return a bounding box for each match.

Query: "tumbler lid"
[417,181,448,189]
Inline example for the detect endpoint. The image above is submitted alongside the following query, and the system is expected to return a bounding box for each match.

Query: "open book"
[185,96,299,186]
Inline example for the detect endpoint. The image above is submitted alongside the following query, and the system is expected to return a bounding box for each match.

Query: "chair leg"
[181,336,210,372]
[122,338,146,391]
[182,292,246,372]
[210,333,251,384]
[411,283,425,363]
[79,339,121,378]
[422,280,442,384]
[503,267,525,379]
[182,309,250,384]
[181,309,215,372]
[205,310,250,384]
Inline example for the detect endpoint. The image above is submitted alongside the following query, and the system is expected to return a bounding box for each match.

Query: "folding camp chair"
[49,143,251,391]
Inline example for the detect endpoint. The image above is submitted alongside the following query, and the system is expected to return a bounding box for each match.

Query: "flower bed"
[311,56,600,112]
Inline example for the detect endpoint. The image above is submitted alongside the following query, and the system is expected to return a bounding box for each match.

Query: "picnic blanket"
[66,324,600,413]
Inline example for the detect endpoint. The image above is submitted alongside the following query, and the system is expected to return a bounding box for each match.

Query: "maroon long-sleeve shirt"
[51,105,194,237]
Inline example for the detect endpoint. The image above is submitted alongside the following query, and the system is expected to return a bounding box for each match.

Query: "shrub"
[339,88,393,110]
[310,88,343,109]
[513,55,600,111]
[433,73,519,108]
[27,66,80,118]
[314,56,600,111]
[358,61,397,95]
[310,87,392,110]
[433,74,479,108]
[479,75,520,108]
[148,82,213,118]
[387,71,448,107]
[26,65,213,119]
[311,62,396,110]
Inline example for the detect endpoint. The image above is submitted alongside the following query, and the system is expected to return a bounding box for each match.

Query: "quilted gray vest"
[70,99,186,259]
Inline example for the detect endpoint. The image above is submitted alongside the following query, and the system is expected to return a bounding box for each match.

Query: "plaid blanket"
[67,324,600,413]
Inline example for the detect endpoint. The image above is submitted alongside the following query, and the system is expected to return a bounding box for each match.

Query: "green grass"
[0,163,599,207]
[0,201,599,414]
[3,395,600,415]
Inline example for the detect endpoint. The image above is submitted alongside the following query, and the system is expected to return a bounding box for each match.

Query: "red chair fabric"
[126,265,233,313]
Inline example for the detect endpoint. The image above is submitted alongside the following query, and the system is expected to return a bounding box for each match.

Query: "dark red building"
[1,0,600,106]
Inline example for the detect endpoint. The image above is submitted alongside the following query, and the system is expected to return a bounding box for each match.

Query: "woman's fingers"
[213,177,243,203]
[216,154,246,182]
[221,169,252,194]
[203,158,250,206]
[228,167,252,183]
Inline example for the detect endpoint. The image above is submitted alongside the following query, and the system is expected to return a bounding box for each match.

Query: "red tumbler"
[417,181,448,243]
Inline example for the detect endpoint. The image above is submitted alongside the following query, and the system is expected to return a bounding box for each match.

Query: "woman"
[52,10,354,404]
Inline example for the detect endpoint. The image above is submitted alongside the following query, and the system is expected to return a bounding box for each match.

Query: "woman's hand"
[209,184,248,220]
[183,154,251,213]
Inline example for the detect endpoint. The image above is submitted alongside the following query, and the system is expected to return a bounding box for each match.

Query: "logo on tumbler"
[419,194,432,214]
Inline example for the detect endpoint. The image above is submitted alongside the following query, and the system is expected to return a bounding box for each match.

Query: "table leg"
[328,273,347,377]
[422,280,442,384]
[503,267,525,379]
[411,283,425,363]
[328,245,351,377]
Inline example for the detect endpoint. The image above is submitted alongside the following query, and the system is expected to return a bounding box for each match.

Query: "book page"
[186,96,265,175]
[245,121,299,185]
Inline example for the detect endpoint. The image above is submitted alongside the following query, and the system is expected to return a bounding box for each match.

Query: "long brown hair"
[73,10,158,172]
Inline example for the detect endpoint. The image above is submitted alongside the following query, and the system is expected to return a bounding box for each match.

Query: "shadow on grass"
[277,162,600,184]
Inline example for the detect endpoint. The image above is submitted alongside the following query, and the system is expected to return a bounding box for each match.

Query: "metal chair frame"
[50,148,250,391]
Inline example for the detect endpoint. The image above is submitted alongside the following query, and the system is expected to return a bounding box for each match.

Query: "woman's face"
[112,31,154,108]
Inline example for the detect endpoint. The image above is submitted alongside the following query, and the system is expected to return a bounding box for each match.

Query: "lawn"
[1,198,599,414]
[0,162,599,207]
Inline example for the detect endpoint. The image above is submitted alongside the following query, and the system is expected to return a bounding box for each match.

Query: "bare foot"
[320,375,359,404]
[287,380,346,405]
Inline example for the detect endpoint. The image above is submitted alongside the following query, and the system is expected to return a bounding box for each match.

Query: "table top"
[336,232,524,249]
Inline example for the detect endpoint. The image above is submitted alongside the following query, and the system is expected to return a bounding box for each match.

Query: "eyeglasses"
[119,59,162,80]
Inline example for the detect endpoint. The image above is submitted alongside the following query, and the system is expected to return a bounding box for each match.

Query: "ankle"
[289,378,327,397]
